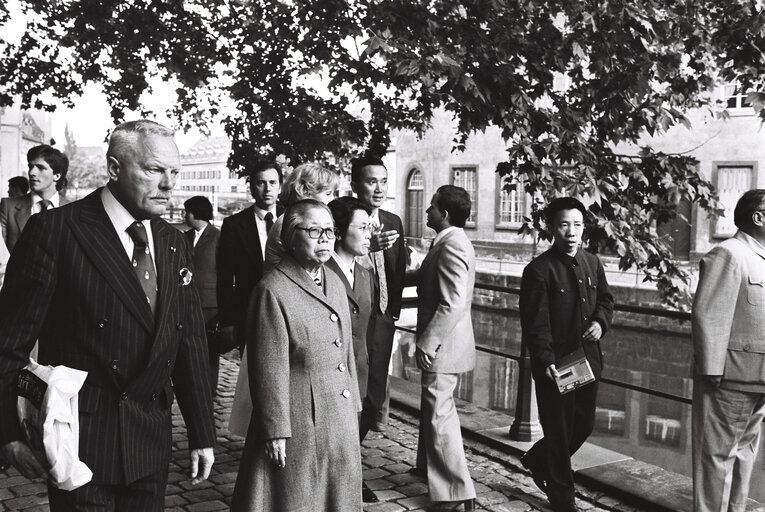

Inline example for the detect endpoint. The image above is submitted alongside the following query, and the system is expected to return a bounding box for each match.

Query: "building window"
[496,174,527,227]
[451,166,477,227]
[406,169,424,239]
[714,163,757,238]
[723,84,752,110]
[644,415,681,446]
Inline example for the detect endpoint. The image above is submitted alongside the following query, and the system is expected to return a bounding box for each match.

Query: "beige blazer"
[414,228,476,374]
[0,193,70,253]
[692,230,765,385]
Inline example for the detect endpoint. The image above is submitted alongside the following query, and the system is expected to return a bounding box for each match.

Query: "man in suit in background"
[0,144,70,253]
[184,196,221,395]
[217,160,283,351]
[7,176,29,198]
[408,185,476,512]
[519,197,613,512]
[0,120,216,511]
[692,189,765,512]
[351,155,406,441]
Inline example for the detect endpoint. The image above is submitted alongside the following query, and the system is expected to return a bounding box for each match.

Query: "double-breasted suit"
[692,230,765,512]
[0,190,216,487]
[0,193,70,253]
[411,227,476,502]
[231,255,362,512]
[186,224,221,393]
[326,256,375,399]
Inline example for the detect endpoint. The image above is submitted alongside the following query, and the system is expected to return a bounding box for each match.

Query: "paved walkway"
[0,358,648,511]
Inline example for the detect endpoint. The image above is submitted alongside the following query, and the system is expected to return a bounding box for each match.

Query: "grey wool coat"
[230,254,363,512]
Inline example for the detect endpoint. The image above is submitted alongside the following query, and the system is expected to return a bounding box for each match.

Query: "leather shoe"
[428,498,475,511]
[551,502,580,512]
[520,453,547,493]
[362,481,379,503]
[407,466,427,478]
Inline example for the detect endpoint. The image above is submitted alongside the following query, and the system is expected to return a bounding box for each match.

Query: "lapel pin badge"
[179,267,193,286]
[170,246,177,253]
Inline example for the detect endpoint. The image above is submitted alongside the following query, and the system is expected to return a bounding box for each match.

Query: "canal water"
[391,303,765,502]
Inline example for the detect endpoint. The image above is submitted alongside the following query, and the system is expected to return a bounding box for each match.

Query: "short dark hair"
[8,176,29,195]
[544,197,588,227]
[435,185,472,228]
[350,155,386,183]
[184,196,213,221]
[734,189,765,229]
[246,160,283,184]
[27,145,69,190]
[328,196,372,238]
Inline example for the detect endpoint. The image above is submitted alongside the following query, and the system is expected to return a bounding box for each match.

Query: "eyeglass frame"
[296,226,340,239]
[347,223,374,233]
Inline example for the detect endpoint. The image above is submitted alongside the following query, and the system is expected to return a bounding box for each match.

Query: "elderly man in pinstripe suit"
[0,120,216,511]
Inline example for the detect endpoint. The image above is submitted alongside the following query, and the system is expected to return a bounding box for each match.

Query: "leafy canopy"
[3,0,765,307]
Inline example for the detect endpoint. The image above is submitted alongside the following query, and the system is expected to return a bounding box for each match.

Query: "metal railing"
[395,281,693,441]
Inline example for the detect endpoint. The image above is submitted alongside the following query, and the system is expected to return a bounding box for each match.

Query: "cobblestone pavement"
[0,358,648,511]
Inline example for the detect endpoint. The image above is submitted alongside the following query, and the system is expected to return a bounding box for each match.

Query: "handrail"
[396,282,693,406]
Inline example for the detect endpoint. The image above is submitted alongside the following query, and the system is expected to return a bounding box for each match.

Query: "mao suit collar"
[734,230,765,261]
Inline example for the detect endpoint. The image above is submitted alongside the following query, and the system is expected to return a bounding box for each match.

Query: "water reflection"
[391,304,765,502]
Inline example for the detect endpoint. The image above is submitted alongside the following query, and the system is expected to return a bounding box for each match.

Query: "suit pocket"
[78,386,101,413]
[747,276,765,306]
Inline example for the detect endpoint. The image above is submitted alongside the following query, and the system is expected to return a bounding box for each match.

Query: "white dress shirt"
[331,252,355,288]
[31,192,60,214]
[101,186,156,272]
[192,223,208,247]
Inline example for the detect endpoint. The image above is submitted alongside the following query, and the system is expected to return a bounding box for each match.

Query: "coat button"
[338,363,346,372]
[581,298,586,302]
[176,322,183,330]
[352,307,359,314]
[98,318,108,328]
[151,392,158,401]
[334,338,342,347]
[111,360,119,370]
[330,313,338,322]
[341,389,350,398]
[120,392,128,400]
[166,359,172,367]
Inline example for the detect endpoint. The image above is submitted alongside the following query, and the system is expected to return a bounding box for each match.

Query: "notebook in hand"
[554,347,595,395]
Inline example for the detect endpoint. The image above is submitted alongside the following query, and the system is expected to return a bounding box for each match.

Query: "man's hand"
[701,374,723,388]
[545,364,559,382]
[369,230,400,252]
[265,438,287,468]
[189,447,214,485]
[416,347,433,370]
[582,321,603,342]
[0,441,47,479]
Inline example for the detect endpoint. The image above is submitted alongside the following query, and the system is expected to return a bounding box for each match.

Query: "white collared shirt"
[253,204,277,258]
[368,209,381,229]
[31,192,60,214]
[307,267,323,287]
[101,186,156,272]
[331,252,355,287]
[192,223,208,247]
[433,226,458,247]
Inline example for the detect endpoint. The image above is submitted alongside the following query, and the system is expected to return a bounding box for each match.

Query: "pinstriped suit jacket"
[0,189,216,485]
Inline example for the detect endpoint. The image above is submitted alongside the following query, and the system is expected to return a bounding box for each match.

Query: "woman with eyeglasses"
[229,162,340,437]
[231,199,362,511]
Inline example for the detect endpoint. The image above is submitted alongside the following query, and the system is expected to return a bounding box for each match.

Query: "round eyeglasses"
[296,226,339,239]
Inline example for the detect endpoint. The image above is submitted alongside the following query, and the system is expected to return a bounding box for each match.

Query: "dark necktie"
[39,199,51,211]
[265,212,274,233]
[126,221,158,315]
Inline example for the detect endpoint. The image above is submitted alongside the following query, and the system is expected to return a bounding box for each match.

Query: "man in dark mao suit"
[350,155,406,441]
[519,197,613,512]
[184,195,221,395]
[216,161,283,351]
[0,120,216,511]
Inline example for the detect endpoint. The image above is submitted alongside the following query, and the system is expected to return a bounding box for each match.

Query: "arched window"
[406,169,424,238]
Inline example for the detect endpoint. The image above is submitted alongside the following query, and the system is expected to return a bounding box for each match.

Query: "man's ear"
[107,156,120,181]
[350,181,358,195]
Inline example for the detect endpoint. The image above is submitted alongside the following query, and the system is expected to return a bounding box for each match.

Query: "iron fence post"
[509,334,543,442]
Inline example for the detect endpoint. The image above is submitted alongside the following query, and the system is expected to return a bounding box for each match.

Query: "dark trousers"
[524,377,598,508]
[203,308,219,396]
[359,310,396,441]
[48,469,168,511]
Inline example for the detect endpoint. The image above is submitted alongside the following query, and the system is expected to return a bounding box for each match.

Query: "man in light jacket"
[408,185,476,512]
[692,189,765,512]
